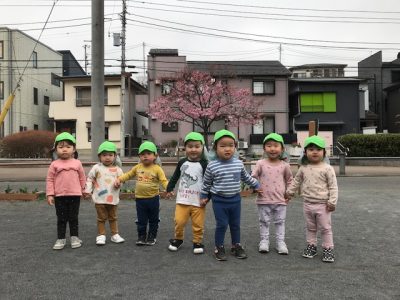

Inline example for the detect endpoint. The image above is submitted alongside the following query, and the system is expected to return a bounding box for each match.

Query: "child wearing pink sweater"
[46,132,87,250]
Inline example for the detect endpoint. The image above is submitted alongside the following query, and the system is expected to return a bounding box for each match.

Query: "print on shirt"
[181,164,199,188]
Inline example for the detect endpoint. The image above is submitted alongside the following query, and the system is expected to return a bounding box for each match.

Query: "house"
[358,51,400,132]
[48,74,147,156]
[384,83,400,132]
[289,64,346,79]
[0,27,63,137]
[289,77,367,152]
[57,50,86,76]
[145,49,293,154]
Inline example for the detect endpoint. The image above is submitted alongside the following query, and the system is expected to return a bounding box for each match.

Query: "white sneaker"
[96,235,106,245]
[70,236,82,249]
[259,240,269,253]
[276,241,289,255]
[111,234,125,243]
[53,239,66,250]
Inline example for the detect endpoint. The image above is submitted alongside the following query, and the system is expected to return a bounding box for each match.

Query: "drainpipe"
[8,29,13,134]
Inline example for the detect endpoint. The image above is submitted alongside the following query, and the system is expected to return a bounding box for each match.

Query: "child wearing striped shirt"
[200,130,260,261]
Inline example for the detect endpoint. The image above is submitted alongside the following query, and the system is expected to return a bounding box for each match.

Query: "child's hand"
[200,198,209,207]
[83,193,91,200]
[253,188,263,195]
[284,192,291,203]
[327,203,336,212]
[114,179,121,188]
[47,196,55,206]
[165,191,174,199]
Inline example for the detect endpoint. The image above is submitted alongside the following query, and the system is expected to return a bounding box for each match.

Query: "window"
[0,81,4,99]
[34,124,39,130]
[33,87,38,105]
[252,116,275,134]
[162,122,178,132]
[252,80,275,95]
[391,71,400,83]
[87,125,109,142]
[19,126,27,132]
[300,92,336,112]
[0,41,3,59]
[51,73,60,86]
[76,87,108,106]
[44,95,49,105]
[161,81,174,95]
[32,51,37,68]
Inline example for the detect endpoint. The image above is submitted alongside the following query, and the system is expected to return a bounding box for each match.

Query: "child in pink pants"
[286,135,338,263]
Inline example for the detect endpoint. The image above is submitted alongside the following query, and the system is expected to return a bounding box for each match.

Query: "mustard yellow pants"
[174,203,205,243]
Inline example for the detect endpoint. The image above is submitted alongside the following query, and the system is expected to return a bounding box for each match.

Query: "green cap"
[304,135,325,149]
[98,141,117,154]
[184,132,205,144]
[55,132,76,144]
[213,129,236,142]
[263,133,284,145]
[138,141,157,154]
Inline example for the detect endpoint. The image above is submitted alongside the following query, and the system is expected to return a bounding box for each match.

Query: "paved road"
[0,176,399,299]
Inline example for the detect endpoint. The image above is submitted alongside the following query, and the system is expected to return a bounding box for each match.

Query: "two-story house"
[0,27,63,137]
[289,64,347,79]
[146,49,292,154]
[49,74,147,156]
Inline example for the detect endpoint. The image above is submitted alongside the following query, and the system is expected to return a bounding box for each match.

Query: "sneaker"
[53,239,66,250]
[276,241,289,255]
[136,235,147,246]
[302,244,317,258]
[70,236,82,249]
[214,245,227,261]
[258,240,269,253]
[146,234,157,246]
[168,239,183,251]
[96,235,106,245]
[111,234,125,243]
[322,248,335,263]
[230,243,248,259]
[193,243,204,254]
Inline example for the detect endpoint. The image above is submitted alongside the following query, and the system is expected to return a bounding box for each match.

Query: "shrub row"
[0,130,56,158]
[338,134,400,157]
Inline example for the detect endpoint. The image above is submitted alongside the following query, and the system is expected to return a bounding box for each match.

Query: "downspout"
[8,29,13,134]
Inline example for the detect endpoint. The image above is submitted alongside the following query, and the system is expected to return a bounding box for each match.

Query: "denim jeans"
[135,196,160,238]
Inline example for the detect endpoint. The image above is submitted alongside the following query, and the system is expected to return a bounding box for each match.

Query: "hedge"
[337,134,400,157]
[0,130,57,158]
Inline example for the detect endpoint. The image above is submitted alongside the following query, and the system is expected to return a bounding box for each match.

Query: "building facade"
[0,27,63,137]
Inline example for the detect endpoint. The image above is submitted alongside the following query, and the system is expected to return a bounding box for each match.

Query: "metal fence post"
[339,153,346,175]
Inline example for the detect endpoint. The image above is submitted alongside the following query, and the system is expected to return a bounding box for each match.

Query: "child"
[200,129,260,261]
[46,132,87,250]
[166,132,208,254]
[85,141,125,245]
[252,133,293,255]
[286,135,338,263]
[115,141,168,246]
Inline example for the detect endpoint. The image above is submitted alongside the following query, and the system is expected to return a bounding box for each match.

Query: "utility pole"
[142,42,146,82]
[120,0,127,157]
[91,0,105,161]
[279,44,282,62]
[83,43,90,73]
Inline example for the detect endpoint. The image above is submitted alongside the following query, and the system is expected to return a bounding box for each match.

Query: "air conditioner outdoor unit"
[237,141,248,149]
[155,79,161,85]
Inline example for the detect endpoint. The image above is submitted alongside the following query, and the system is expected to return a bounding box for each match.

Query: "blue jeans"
[212,196,241,246]
[135,196,160,238]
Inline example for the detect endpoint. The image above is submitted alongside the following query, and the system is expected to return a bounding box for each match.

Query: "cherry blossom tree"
[148,69,262,146]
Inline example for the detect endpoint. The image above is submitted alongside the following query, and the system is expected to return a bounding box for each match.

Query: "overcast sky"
[2,0,400,78]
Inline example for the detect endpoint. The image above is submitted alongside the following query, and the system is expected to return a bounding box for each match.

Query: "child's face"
[306,145,324,164]
[99,152,115,166]
[264,140,283,161]
[185,141,203,161]
[139,151,156,166]
[56,141,75,159]
[216,137,235,160]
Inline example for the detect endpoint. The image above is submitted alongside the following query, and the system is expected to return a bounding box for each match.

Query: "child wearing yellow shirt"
[115,141,168,246]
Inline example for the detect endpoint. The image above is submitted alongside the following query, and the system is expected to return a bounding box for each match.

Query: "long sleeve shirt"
[167,158,208,207]
[252,159,293,205]
[118,163,168,199]
[85,163,123,205]
[46,158,86,197]
[286,163,338,207]
[200,157,259,199]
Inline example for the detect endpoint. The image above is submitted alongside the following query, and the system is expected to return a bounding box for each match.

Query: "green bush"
[338,134,400,157]
[0,130,57,158]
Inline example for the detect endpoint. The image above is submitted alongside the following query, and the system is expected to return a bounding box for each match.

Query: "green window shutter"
[323,92,336,112]
[300,93,314,112]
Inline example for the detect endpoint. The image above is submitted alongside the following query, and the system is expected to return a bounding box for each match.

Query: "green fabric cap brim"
[55,132,76,144]
[304,135,326,149]
[138,141,157,154]
[213,129,236,142]
[98,141,117,154]
[263,133,284,144]
[184,132,205,144]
